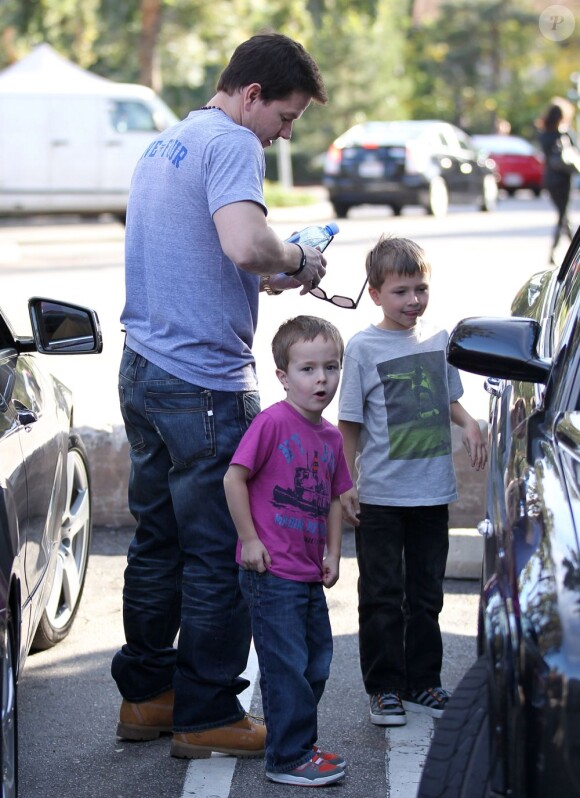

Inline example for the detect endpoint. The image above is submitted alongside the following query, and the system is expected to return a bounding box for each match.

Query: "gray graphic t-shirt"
[338,322,463,506]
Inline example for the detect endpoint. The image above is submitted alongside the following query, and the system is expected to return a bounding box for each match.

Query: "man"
[111,32,328,760]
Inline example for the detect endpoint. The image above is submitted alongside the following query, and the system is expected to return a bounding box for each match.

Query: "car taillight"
[324,144,343,175]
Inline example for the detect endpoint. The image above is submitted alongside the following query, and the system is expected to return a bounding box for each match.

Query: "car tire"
[332,202,350,219]
[390,205,403,216]
[426,177,449,217]
[32,432,92,651]
[417,657,491,798]
[480,174,499,212]
[1,616,18,798]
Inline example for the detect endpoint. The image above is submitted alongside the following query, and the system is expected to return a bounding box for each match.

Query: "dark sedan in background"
[418,228,580,797]
[1,298,101,798]
[322,119,499,218]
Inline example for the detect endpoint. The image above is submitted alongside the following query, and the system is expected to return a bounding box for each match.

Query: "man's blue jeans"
[111,346,259,732]
[239,569,333,772]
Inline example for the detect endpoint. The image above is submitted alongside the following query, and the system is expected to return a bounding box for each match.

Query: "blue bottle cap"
[325,221,340,235]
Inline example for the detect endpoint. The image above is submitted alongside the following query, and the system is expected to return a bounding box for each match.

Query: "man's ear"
[276,368,289,391]
[242,83,262,108]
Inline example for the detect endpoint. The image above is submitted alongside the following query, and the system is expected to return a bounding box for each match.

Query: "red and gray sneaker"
[313,744,346,770]
[266,753,346,786]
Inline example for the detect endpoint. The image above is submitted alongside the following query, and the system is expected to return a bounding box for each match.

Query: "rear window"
[335,121,433,148]
[473,136,534,156]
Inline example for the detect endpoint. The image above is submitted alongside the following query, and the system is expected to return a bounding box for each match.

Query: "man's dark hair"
[217,32,327,104]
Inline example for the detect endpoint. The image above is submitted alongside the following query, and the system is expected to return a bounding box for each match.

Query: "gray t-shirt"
[121,108,267,391]
[338,321,463,506]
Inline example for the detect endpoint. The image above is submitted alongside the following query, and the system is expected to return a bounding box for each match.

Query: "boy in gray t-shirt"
[338,235,487,726]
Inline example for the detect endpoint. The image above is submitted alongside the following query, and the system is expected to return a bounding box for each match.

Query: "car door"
[101,96,177,193]
[0,312,66,653]
[439,125,477,201]
[0,339,32,652]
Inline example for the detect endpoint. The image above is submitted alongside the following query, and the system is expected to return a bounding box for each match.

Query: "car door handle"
[14,401,38,427]
[484,377,501,397]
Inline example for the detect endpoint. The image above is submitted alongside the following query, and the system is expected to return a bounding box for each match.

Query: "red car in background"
[472,134,545,196]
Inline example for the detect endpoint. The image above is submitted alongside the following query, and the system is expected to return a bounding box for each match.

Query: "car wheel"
[533,188,542,197]
[32,433,92,651]
[417,657,491,798]
[426,177,449,217]
[332,202,350,219]
[1,618,17,798]
[506,188,516,197]
[480,174,499,212]
[390,205,403,216]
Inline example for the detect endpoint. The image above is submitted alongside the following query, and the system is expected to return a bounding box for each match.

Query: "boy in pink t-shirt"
[224,315,352,788]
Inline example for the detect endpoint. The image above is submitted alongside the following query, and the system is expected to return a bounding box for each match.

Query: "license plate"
[359,160,384,178]
[503,173,523,187]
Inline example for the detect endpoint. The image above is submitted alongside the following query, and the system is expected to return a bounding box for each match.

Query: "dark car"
[0,298,101,798]
[322,119,499,218]
[418,227,580,798]
[472,134,545,197]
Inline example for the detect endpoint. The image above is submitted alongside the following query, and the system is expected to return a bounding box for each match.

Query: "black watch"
[284,243,306,277]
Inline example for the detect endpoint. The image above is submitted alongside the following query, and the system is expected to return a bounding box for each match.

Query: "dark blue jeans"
[239,570,333,772]
[356,503,449,694]
[111,346,259,731]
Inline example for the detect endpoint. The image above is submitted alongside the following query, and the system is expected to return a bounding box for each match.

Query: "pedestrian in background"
[338,235,487,728]
[537,97,580,264]
[112,32,328,760]
[224,316,352,787]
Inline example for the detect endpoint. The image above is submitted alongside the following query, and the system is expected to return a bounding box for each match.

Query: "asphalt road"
[18,527,479,798]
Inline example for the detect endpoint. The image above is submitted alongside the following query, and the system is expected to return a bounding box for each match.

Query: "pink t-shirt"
[231,401,353,582]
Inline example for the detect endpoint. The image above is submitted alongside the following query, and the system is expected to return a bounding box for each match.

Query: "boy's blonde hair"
[272,315,344,371]
[366,234,431,290]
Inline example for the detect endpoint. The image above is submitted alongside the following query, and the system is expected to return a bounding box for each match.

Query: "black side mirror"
[27,298,103,355]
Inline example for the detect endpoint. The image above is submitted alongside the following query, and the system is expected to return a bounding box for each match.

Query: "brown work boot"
[117,689,174,741]
[170,714,266,759]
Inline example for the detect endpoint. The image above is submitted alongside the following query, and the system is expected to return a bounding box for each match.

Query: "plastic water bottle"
[285,221,339,253]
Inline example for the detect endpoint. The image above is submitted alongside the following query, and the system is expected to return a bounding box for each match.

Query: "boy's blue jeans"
[111,346,260,731]
[239,569,333,772]
[356,503,449,694]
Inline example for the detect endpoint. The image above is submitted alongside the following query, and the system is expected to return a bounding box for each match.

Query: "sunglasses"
[309,276,369,309]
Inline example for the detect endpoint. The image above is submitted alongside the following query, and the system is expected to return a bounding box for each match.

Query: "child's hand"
[322,553,340,588]
[341,487,360,527]
[240,539,272,573]
[463,420,488,471]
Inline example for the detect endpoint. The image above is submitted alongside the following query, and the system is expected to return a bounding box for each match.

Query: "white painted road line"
[385,713,434,798]
[180,644,260,798]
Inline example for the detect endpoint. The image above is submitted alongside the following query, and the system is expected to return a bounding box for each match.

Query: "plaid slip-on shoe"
[402,686,450,718]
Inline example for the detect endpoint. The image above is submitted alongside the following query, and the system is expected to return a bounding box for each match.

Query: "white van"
[0,44,179,219]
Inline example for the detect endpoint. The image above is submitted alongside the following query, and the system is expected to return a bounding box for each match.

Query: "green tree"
[405,0,580,139]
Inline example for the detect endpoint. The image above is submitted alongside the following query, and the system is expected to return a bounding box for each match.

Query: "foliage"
[263,179,319,206]
[0,0,578,170]
[405,0,580,139]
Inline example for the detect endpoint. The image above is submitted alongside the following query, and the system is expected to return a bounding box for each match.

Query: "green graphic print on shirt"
[377,350,451,460]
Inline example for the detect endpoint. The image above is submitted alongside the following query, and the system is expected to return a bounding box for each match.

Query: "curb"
[82,420,487,581]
